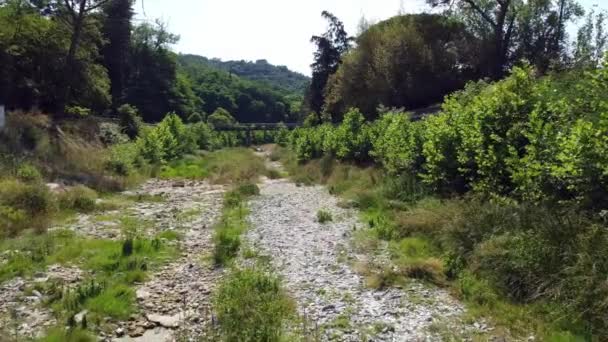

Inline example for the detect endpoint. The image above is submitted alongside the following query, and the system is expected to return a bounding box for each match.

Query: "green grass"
[316,209,333,223]
[0,227,178,328]
[159,148,267,184]
[38,328,95,342]
[213,267,295,341]
[213,191,251,266]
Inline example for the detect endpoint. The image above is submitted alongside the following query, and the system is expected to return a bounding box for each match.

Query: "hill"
[177,55,303,123]
[179,54,310,94]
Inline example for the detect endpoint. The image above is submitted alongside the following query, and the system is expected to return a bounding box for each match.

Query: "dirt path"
[246,153,484,341]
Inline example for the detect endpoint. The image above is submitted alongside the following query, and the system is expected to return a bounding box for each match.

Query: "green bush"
[99,122,128,146]
[370,112,423,174]
[237,183,260,197]
[118,104,143,139]
[0,179,52,235]
[58,186,98,213]
[207,107,236,128]
[16,163,43,183]
[189,122,217,151]
[214,267,294,341]
[105,143,141,176]
[213,228,241,266]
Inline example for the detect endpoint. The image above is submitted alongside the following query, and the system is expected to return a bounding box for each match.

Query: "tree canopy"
[323,14,482,120]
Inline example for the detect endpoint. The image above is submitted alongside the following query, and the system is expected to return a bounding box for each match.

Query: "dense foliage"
[188,55,310,94]
[177,55,302,123]
[288,61,608,336]
[323,14,481,120]
[0,0,304,124]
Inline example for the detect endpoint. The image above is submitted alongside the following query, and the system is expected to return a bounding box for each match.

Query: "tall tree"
[124,21,181,122]
[56,0,111,115]
[101,0,134,109]
[574,8,607,68]
[307,11,353,116]
[428,0,582,78]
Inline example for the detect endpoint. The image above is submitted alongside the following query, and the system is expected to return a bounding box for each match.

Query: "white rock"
[146,313,180,329]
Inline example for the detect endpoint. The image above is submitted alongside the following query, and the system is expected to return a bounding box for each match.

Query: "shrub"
[274,122,290,146]
[99,122,128,146]
[0,179,52,235]
[0,179,52,216]
[214,267,294,341]
[65,106,91,117]
[331,108,371,161]
[213,228,241,266]
[105,143,141,176]
[58,186,98,213]
[189,122,217,151]
[0,111,50,153]
[370,112,423,174]
[16,163,43,183]
[0,205,28,237]
[316,209,333,223]
[118,104,143,139]
[207,107,236,128]
[136,126,168,164]
[237,183,260,197]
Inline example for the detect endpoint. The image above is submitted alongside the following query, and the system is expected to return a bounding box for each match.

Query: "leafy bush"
[207,107,236,128]
[105,143,141,176]
[214,267,294,341]
[137,113,197,164]
[370,112,423,174]
[99,122,128,146]
[65,106,91,117]
[0,179,52,235]
[16,163,43,183]
[118,104,143,139]
[189,122,218,151]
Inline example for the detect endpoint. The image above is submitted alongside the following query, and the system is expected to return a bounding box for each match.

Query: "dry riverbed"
[245,151,495,341]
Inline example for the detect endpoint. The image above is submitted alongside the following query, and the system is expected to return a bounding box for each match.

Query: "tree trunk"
[56,0,87,117]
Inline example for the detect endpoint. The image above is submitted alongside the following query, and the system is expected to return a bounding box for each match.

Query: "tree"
[0,0,109,112]
[101,0,134,109]
[323,14,481,120]
[124,21,180,122]
[427,0,583,78]
[307,11,353,116]
[574,8,607,68]
[56,0,112,115]
[207,107,235,128]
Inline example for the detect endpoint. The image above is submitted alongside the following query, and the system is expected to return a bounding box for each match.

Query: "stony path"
[246,154,480,341]
[0,179,225,341]
[111,180,225,341]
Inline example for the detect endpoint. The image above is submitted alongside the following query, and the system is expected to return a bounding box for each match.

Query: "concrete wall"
[0,105,5,129]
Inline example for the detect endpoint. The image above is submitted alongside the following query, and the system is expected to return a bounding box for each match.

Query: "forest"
[1,0,608,341]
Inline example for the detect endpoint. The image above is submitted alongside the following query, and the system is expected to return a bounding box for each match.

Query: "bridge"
[212,122,300,131]
[213,122,300,145]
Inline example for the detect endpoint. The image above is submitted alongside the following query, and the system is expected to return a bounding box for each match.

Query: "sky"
[134,0,608,76]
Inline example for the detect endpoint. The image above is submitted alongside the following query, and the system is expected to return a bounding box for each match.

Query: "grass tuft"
[316,209,333,224]
[214,267,294,341]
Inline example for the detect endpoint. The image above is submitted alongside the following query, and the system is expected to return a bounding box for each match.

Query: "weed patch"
[214,267,295,341]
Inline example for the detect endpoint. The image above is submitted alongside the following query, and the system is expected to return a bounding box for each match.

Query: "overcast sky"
[134,0,608,76]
